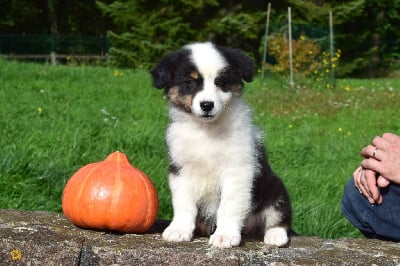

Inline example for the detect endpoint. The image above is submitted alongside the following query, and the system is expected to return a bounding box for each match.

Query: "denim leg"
[341,178,400,241]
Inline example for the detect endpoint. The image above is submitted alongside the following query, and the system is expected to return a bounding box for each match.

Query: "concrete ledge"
[0,209,399,265]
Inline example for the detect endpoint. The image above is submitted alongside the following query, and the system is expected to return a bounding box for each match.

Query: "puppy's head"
[151,42,254,121]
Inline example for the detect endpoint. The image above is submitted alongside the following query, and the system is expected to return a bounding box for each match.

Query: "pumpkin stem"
[104,151,129,164]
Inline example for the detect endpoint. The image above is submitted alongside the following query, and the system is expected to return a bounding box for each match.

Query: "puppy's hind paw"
[162,226,193,242]
[264,227,289,247]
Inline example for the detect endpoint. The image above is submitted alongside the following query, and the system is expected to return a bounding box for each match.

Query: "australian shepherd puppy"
[151,42,291,248]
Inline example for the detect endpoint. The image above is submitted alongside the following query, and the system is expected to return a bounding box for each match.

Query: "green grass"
[1,59,399,239]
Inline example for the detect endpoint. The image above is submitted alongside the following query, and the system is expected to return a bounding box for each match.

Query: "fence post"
[329,11,336,89]
[50,35,56,65]
[104,35,109,62]
[288,7,294,87]
[261,3,271,82]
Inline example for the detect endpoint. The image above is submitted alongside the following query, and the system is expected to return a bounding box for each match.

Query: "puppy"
[151,42,291,248]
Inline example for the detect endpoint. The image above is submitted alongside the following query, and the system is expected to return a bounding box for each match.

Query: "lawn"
[1,59,399,239]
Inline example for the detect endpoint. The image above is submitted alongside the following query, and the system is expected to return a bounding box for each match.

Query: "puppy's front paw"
[162,226,193,242]
[209,233,241,248]
[264,227,289,247]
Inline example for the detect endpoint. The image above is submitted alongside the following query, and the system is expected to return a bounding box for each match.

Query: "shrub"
[265,34,341,87]
[266,34,321,76]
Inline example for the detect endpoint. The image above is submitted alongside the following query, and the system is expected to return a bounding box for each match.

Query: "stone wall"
[0,209,399,265]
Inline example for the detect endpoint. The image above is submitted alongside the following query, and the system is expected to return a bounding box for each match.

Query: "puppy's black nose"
[200,101,214,112]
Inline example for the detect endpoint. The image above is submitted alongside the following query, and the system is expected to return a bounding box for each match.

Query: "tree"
[0,0,46,33]
[96,0,195,68]
[0,0,114,35]
[358,0,400,76]
[96,0,266,68]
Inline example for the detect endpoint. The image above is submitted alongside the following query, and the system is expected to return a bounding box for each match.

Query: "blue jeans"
[341,179,400,241]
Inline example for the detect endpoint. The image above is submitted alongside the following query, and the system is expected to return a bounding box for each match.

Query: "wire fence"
[1,28,398,81]
[0,34,109,65]
[260,20,336,88]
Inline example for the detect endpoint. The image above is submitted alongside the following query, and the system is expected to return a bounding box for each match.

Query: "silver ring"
[372,147,378,157]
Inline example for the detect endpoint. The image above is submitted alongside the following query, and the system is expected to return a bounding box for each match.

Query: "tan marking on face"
[190,71,199,80]
[168,87,193,111]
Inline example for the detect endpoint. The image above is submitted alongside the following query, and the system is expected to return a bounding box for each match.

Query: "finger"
[372,135,390,151]
[358,169,374,203]
[365,169,381,203]
[382,133,400,143]
[372,147,383,161]
[361,144,375,158]
[370,146,384,161]
[359,171,370,196]
[360,145,377,158]
[377,175,390,188]
[375,176,386,204]
[361,158,384,175]
[353,166,363,192]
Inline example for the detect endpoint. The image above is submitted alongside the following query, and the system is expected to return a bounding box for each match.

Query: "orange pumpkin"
[62,151,158,233]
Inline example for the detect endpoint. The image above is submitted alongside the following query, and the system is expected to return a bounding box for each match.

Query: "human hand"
[360,133,400,185]
[353,133,400,204]
[353,166,382,204]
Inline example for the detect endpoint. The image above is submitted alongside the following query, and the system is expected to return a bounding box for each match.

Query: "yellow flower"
[113,70,123,77]
[338,127,343,132]
[300,35,306,41]
[37,107,43,114]
[10,249,22,261]
[344,85,351,92]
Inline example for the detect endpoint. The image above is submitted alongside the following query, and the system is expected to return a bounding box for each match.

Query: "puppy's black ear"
[150,49,189,90]
[217,46,254,82]
[150,58,171,90]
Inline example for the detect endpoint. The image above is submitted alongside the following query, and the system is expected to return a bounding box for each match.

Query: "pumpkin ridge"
[119,164,143,232]
[107,156,125,230]
[62,162,102,228]
[133,167,158,232]
[76,162,104,227]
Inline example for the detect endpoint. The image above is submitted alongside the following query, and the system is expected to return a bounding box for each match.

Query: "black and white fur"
[151,42,291,248]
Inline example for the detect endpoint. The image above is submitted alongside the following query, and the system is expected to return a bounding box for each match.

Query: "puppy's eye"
[214,76,225,87]
[186,79,196,86]
[185,79,197,90]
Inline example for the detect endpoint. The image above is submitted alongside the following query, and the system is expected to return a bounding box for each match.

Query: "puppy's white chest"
[169,123,226,160]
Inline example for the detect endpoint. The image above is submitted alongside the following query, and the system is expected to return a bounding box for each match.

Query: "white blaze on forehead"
[185,42,227,79]
[184,42,233,120]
